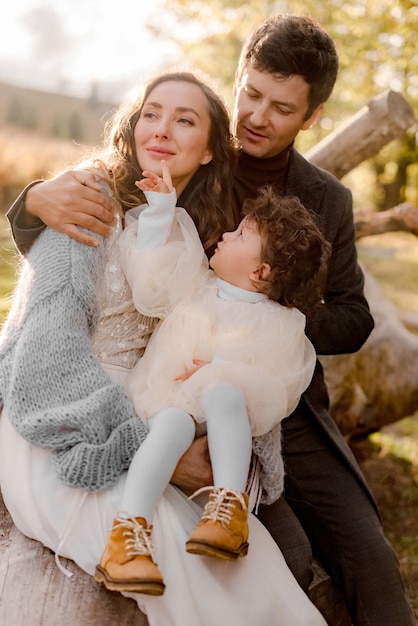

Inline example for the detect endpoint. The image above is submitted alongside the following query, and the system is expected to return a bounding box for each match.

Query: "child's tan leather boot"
[95,512,165,595]
[186,487,249,560]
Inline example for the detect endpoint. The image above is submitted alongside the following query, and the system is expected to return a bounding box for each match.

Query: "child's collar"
[216,277,268,303]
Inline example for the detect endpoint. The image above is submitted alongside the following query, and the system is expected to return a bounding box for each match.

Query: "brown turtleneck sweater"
[232,144,293,225]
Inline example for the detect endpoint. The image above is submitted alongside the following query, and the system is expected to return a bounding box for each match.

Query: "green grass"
[371,416,418,467]
[0,213,19,322]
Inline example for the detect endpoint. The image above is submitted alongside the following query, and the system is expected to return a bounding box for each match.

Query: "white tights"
[202,383,252,491]
[121,383,252,521]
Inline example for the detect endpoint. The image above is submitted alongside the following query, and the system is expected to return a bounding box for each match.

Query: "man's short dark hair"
[237,14,339,118]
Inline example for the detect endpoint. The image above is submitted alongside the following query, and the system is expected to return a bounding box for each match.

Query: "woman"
[0,71,326,625]
[0,71,235,492]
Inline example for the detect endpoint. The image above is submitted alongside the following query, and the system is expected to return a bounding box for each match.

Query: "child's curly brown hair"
[243,186,331,316]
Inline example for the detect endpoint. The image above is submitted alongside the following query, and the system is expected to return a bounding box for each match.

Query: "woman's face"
[134,80,213,196]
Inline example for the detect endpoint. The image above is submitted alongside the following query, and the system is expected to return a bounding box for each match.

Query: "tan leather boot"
[94,512,165,595]
[186,488,249,560]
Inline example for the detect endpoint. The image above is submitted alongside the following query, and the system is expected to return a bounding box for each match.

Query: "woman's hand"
[25,170,116,247]
[135,160,174,194]
[171,436,213,495]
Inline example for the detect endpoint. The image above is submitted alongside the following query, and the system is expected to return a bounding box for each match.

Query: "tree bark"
[305,90,416,179]
[355,202,418,239]
[0,490,147,626]
[320,269,418,437]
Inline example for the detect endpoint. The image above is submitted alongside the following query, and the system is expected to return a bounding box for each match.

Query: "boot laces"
[190,487,247,527]
[114,512,156,561]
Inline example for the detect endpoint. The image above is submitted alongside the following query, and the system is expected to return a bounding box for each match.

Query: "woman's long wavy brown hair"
[84,71,238,254]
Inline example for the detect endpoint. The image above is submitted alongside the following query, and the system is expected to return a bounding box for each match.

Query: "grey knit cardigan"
[0,227,148,491]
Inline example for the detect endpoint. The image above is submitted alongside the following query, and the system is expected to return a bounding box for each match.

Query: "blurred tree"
[7,96,24,125]
[51,116,64,138]
[7,96,38,131]
[88,81,100,109]
[68,112,84,141]
[147,0,418,210]
[146,0,280,108]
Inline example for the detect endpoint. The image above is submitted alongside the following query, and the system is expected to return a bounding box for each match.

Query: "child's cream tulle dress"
[120,200,316,438]
[0,207,326,626]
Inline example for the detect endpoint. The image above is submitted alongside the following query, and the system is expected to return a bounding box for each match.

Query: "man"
[6,15,414,625]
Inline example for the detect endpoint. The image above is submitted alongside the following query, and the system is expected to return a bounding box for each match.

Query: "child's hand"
[135,160,174,194]
[175,360,208,381]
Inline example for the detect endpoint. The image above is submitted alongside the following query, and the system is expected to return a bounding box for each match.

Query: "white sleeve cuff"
[136,189,177,249]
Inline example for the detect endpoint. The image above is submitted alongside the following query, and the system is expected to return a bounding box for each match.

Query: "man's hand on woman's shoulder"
[25,170,116,247]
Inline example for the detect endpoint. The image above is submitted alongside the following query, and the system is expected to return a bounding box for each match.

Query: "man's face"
[233,64,323,159]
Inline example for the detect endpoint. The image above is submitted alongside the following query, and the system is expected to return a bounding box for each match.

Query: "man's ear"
[250,262,271,282]
[301,103,324,130]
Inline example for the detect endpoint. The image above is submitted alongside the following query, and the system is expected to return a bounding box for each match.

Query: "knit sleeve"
[51,414,148,491]
[0,227,146,491]
[5,180,46,255]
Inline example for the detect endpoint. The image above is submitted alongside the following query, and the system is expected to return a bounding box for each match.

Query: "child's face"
[209,218,263,291]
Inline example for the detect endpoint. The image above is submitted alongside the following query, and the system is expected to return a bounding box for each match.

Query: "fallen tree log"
[0,490,146,626]
[355,202,418,239]
[398,309,418,334]
[305,90,416,179]
[320,269,418,437]
[354,201,418,334]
